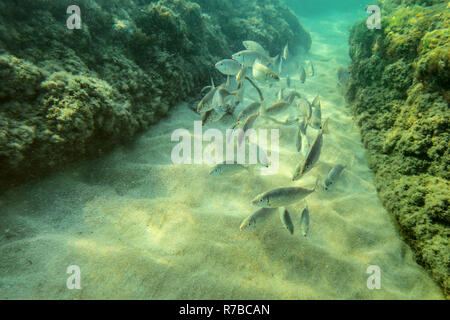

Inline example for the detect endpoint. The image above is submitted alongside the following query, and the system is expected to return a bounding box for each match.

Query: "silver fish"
[311,95,321,109]
[299,66,306,84]
[251,181,317,208]
[323,164,346,191]
[300,204,310,237]
[295,118,308,152]
[282,43,289,61]
[292,130,323,181]
[240,207,277,231]
[238,113,259,145]
[233,50,278,68]
[210,162,248,176]
[243,40,268,56]
[197,86,217,113]
[252,60,280,83]
[215,59,242,76]
[264,101,290,116]
[297,98,312,120]
[279,207,294,235]
[237,102,261,122]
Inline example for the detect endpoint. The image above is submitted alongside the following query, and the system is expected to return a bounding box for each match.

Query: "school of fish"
[195,40,349,238]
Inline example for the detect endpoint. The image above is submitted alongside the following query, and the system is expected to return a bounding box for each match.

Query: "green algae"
[347,0,449,298]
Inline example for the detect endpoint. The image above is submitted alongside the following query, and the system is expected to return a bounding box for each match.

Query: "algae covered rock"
[347,0,449,297]
[0,0,311,189]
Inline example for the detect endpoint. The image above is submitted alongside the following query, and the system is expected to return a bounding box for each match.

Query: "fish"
[299,65,306,84]
[237,102,261,122]
[252,60,280,83]
[236,66,248,83]
[299,204,310,237]
[284,90,302,105]
[300,126,310,157]
[251,181,318,208]
[295,118,308,152]
[279,207,294,235]
[306,59,315,76]
[264,101,290,116]
[310,108,322,129]
[323,164,346,191]
[209,162,248,176]
[197,84,217,113]
[215,59,242,76]
[286,75,291,88]
[311,95,321,109]
[240,208,277,231]
[292,130,323,181]
[296,98,312,120]
[282,43,289,61]
[310,96,324,129]
[238,113,259,145]
[242,40,268,56]
[233,50,278,68]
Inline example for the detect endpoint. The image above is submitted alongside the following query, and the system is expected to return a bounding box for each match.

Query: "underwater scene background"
[0,0,448,299]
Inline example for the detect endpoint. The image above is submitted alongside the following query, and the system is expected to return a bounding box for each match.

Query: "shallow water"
[0,9,444,299]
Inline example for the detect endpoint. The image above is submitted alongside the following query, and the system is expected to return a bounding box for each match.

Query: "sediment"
[0,0,311,190]
[346,0,449,297]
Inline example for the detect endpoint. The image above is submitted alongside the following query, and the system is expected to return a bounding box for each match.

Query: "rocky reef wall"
[346,0,449,297]
[0,0,311,190]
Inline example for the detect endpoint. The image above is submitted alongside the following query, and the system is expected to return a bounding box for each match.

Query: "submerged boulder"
[347,0,449,298]
[0,0,311,189]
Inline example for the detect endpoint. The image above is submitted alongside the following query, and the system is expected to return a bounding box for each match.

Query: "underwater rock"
[0,0,311,189]
[347,0,449,298]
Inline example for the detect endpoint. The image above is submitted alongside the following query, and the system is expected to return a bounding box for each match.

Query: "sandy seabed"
[0,13,444,299]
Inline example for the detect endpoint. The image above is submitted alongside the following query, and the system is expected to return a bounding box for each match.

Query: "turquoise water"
[0,1,445,299]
